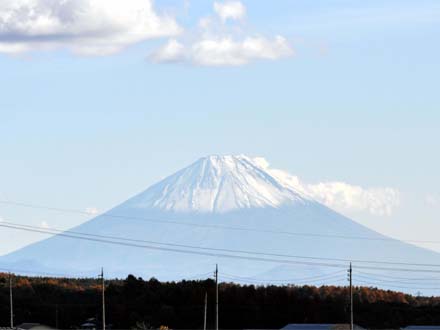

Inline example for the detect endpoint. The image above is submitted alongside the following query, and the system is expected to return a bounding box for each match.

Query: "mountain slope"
[2,155,440,293]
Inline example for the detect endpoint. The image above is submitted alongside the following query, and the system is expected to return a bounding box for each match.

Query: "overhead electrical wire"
[220,274,347,285]
[3,200,440,289]
[354,274,440,286]
[3,220,440,268]
[2,221,440,274]
[0,267,213,281]
[353,278,440,291]
[1,199,440,246]
[184,271,216,280]
[356,270,440,282]
[0,222,350,269]
[220,270,347,283]
[0,266,89,278]
[220,272,346,285]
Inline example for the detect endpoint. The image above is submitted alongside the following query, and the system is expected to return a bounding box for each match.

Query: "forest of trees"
[1,272,440,329]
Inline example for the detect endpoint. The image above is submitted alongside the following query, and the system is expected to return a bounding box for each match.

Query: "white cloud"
[151,0,294,67]
[305,182,400,216]
[85,207,100,215]
[152,35,293,66]
[0,0,182,55]
[40,221,50,229]
[191,35,293,66]
[150,39,185,63]
[214,1,246,22]
[253,158,400,217]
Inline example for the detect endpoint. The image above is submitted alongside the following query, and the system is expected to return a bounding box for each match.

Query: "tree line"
[1,273,440,329]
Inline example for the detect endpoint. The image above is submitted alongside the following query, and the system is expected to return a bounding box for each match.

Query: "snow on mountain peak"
[126,155,311,213]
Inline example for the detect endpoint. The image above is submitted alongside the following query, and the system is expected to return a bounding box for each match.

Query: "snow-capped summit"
[126,155,310,213]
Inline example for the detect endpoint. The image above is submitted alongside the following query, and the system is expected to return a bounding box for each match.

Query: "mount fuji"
[2,155,440,292]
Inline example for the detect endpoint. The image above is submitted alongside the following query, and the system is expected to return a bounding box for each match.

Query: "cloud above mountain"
[305,182,400,216]
[252,157,401,217]
[0,0,181,55]
[150,1,294,66]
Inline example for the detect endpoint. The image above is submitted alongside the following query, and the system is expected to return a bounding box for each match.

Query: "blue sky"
[0,0,439,254]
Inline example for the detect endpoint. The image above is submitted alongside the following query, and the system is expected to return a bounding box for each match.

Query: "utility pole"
[215,264,219,330]
[203,292,208,330]
[100,268,106,330]
[9,272,14,328]
[348,262,353,330]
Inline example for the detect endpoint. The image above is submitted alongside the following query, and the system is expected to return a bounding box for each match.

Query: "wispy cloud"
[150,1,294,66]
[0,0,181,55]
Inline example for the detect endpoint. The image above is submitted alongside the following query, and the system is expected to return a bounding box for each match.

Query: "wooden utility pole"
[349,263,353,330]
[203,291,208,330]
[215,264,219,330]
[101,268,106,330]
[9,272,14,328]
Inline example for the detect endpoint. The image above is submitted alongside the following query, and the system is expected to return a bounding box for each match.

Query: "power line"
[356,270,440,282]
[0,222,350,269]
[355,274,440,286]
[3,221,361,265]
[0,266,215,284]
[0,266,92,278]
[220,275,348,286]
[220,273,345,285]
[3,222,440,274]
[3,220,440,269]
[0,266,215,281]
[353,278,440,291]
[185,271,216,280]
[220,270,346,283]
[1,199,439,246]
[221,274,345,283]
